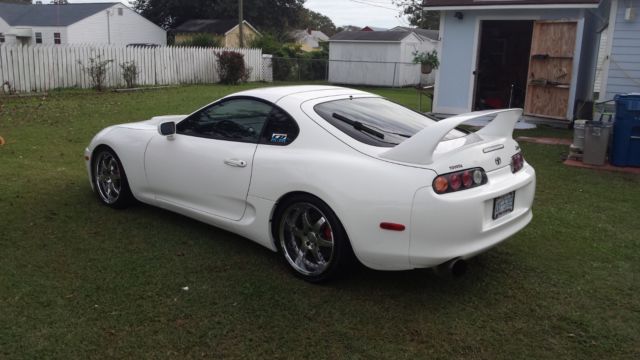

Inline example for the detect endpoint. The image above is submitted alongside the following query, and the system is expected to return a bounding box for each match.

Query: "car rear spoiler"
[380,108,523,165]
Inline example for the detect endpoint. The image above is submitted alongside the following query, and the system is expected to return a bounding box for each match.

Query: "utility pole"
[238,0,244,48]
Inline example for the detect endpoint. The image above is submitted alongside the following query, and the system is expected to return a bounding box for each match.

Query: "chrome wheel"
[279,202,335,276]
[94,151,122,204]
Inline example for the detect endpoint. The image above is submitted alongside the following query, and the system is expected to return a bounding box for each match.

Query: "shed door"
[524,21,577,120]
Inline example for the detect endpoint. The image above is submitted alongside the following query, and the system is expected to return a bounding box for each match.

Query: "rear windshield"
[314,97,465,147]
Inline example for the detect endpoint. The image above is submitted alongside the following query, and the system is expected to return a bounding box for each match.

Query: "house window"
[54,32,61,45]
[118,8,123,16]
[35,32,42,44]
[0,33,5,43]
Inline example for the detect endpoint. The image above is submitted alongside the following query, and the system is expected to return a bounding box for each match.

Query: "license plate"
[493,191,515,220]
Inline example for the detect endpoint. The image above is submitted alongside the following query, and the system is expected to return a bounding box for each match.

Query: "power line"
[348,0,400,12]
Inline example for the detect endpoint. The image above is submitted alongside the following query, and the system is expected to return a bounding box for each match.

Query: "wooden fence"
[0,44,264,93]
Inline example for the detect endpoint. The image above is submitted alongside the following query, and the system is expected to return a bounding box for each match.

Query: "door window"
[177,98,272,143]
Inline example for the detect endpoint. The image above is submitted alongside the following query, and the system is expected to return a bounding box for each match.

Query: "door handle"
[224,159,247,168]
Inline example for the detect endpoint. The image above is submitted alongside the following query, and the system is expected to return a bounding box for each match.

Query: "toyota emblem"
[495,157,502,166]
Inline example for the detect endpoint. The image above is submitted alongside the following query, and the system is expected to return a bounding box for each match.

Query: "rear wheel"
[274,194,353,282]
[92,148,133,209]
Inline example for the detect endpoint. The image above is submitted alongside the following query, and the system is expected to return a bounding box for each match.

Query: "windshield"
[314,97,466,147]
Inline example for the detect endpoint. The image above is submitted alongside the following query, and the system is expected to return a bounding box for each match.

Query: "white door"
[144,98,274,221]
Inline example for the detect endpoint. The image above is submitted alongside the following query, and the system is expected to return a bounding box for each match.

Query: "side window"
[260,107,299,146]
[176,98,272,143]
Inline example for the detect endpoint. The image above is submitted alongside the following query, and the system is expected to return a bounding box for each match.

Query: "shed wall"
[329,36,437,87]
[435,8,587,115]
[329,41,402,86]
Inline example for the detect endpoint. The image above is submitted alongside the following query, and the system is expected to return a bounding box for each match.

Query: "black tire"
[273,194,354,282]
[92,147,134,209]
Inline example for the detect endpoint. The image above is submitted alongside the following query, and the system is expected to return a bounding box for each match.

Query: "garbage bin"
[610,94,640,167]
[572,120,587,151]
[584,121,613,166]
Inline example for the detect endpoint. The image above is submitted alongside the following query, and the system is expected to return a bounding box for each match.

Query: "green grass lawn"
[1,84,638,359]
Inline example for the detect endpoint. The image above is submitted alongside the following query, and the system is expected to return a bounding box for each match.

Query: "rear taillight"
[511,153,524,173]
[433,168,487,194]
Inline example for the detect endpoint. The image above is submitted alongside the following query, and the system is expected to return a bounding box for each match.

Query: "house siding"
[0,17,9,35]
[66,5,165,45]
[224,25,258,48]
[29,27,67,45]
[603,0,640,100]
[434,8,590,116]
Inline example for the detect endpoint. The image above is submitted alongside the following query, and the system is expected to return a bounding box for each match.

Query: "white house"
[328,30,439,87]
[0,3,166,46]
[289,29,329,52]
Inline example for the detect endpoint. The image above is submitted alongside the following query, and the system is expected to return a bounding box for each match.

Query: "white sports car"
[85,86,535,282]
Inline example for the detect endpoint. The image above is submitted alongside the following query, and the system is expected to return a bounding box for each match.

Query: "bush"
[177,34,222,48]
[216,51,250,85]
[78,55,112,91]
[120,61,139,88]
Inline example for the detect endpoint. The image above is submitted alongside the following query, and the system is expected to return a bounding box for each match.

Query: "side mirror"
[158,121,176,136]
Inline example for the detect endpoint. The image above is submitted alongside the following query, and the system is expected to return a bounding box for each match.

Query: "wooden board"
[524,21,577,120]
[524,86,571,120]
[529,21,577,58]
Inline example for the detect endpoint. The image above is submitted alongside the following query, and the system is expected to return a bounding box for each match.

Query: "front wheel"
[92,148,133,209]
[274,195,353,282]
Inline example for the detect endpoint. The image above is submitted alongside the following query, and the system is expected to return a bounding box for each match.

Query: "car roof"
[228,85,374,104]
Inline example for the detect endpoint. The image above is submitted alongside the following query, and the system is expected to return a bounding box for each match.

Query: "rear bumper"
[408,164,536,268]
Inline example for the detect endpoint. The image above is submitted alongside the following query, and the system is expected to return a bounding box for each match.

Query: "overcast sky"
[70,0,409,29]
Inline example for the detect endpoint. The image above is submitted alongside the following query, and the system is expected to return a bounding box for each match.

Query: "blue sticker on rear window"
[271,133,288,143]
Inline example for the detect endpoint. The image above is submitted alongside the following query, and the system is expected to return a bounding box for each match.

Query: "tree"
[392,0,440,29]
[132,0,306,34]
[300,9,337,36]
[0,0,32,3]
[50,0,69,4]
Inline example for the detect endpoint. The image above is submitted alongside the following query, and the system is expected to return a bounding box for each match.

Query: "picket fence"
[0,44,264,93]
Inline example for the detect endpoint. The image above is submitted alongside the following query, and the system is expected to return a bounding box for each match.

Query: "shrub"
[216,51,249,85]
[120,61,139,88]
[177,34,222,48]
[78,55,112,91]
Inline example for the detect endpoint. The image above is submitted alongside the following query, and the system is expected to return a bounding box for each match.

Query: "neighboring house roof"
[361,26,388,32]
[422,0,600,8]
[330,31,416,42]
[0,3,117,27]
[390,26,439,41]
[290,29,329,48]
[173,19,260,36]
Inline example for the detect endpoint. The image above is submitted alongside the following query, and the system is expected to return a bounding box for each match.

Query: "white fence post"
[0,44,263,93]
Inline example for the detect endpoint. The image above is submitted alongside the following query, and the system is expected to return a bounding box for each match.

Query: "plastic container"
[584,121,613,166]
[610,94,640,167]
